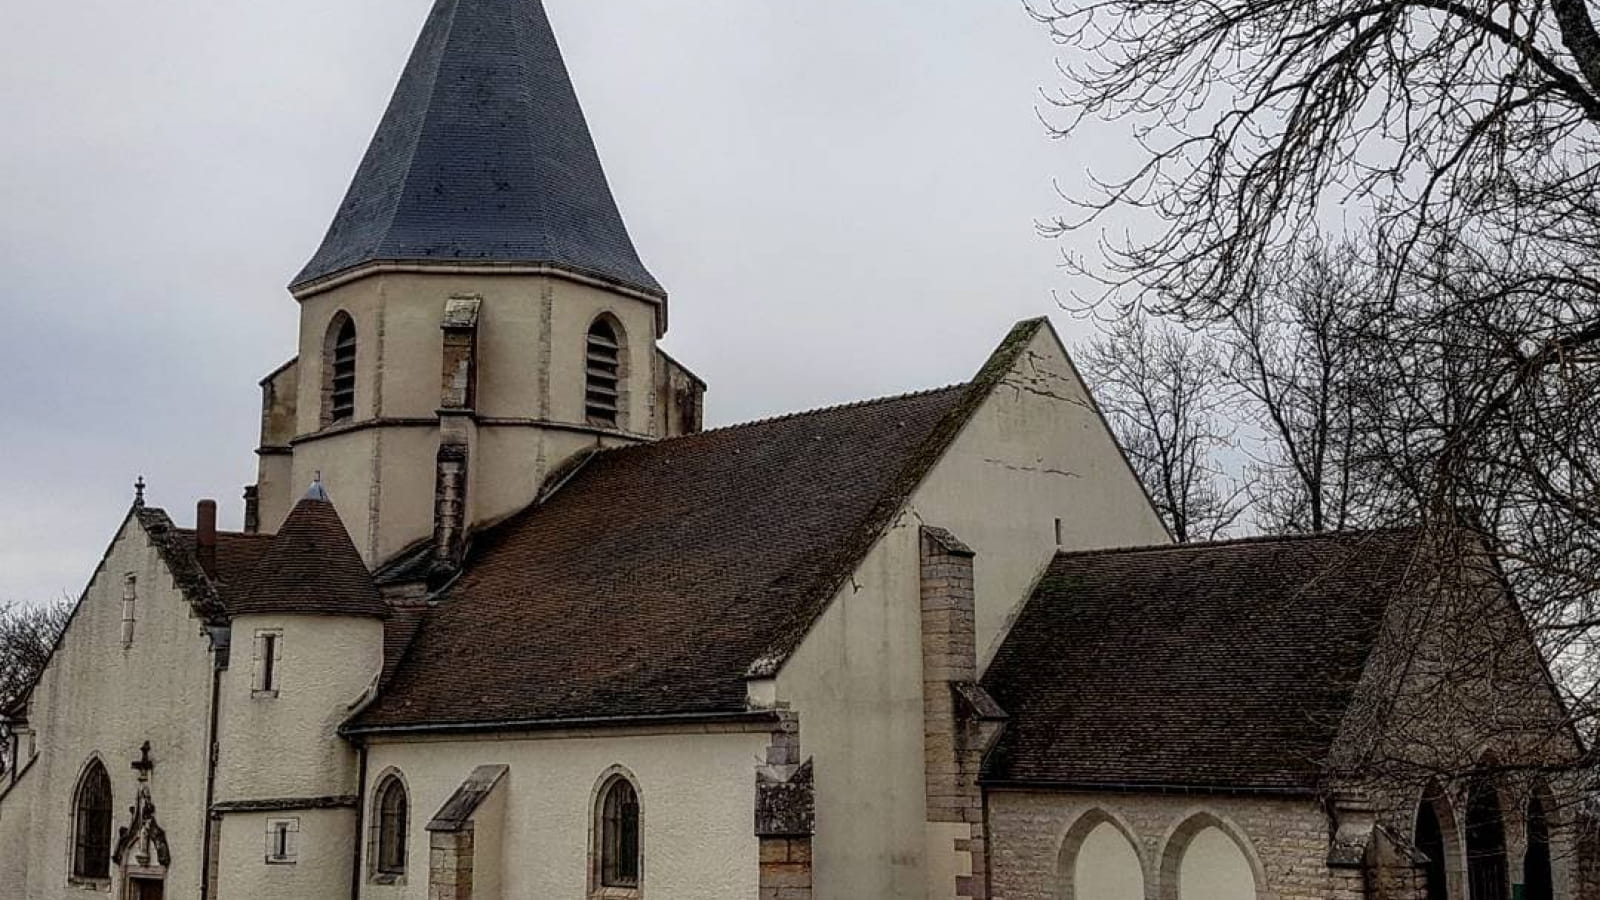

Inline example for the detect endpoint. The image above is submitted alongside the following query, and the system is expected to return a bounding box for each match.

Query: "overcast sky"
[0,0,1133,604]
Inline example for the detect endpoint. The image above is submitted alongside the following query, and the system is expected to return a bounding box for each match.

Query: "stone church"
[0,1,1587,899]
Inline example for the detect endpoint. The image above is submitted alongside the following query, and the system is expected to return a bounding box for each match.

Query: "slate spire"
[292,0,663,300]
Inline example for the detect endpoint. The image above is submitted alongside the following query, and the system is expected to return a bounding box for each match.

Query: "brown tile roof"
[981,530,1424,792]
[352,320,1048,733]
[354,386,969,730]
[172,529,275,611]
[232,496,388,619]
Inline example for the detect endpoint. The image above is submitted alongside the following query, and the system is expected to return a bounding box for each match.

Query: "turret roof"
[291,0,663,300]
[234,491,387,619]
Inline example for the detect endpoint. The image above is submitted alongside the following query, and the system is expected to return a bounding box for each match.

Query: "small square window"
[265,818,299,865]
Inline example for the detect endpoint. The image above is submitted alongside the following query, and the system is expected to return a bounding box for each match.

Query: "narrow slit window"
[585,319,622,427]
[331,317,357,422]
[254,630,282,696]
[265,818,299,864]
[120,573,137,647]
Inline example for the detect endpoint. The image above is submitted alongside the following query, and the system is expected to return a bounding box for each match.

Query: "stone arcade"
[0,1,1587,899]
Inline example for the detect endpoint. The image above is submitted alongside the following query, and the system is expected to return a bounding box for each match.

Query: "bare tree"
[0,598,71,771]
[1082,314,1245,541]
[1225,239,1383,534]
[1031,0,1600,804]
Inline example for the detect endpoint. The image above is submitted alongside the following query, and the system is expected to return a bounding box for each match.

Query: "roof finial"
[133,476,146,508]
[305,472,330,502]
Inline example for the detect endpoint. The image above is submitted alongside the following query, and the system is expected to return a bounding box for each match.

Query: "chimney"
[196,499,218,579]
[242,485,260,535]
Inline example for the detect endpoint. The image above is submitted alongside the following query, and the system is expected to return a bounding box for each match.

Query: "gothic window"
[1416,785,1456,900]
[585,317,625,428]
[597,774,641,889]
[1523,791,1554,900]
[72,759,113,880]
[1466,776,1508,900]
[1160,813,1260,900]
[323,313,358,426]
[1057,811,1144,900]
[376,775,409,876]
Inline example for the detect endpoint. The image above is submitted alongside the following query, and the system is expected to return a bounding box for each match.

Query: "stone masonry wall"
[987,789,1358,900]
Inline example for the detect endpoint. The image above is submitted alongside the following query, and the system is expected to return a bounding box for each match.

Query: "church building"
[0,1,1587,899]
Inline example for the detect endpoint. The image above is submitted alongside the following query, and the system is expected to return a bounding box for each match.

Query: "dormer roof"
[291,0,664,301]
[234,490,387,620]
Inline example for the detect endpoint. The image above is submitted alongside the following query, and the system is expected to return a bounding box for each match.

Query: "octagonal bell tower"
[250,0,705,571]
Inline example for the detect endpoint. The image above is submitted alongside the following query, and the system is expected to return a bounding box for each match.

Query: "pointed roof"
[234,489,387,619]
[291,0,664,301]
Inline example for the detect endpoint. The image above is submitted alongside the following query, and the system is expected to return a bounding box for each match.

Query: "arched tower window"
[596,774,641,888]
[323,313,358,426]
[585,317,626,428]
[1524,790,1554,900]
[375,774,409,877]
[72,759,113,880]
[1467,776,1508,900]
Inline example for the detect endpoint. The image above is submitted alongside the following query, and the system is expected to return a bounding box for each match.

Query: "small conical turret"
[234,481,387,619]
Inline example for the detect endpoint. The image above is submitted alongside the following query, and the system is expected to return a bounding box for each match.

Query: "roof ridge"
[1051,526,1422,561]
[632,382,970,445]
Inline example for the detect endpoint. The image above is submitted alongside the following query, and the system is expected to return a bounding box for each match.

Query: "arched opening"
[323,313,358,426]
[596,773,640,889]
[72,759,113,880]
[374,774,409,877]
[1416,781,1463,900]
[1057,810,1145,900]
[1523,791,1553,900]
[1160,813,1261,900]
[585,316,626,428]
[1467,777,1508,900]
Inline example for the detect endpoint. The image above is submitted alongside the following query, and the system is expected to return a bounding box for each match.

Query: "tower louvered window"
[72,760,113,879]
[331,316,357,423]
[585,319,622,427]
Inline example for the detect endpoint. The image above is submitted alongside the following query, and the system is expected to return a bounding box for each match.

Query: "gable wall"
[773,323,1169,900]
[0,516,217,899]
[914,325,1170,667]
[1331,551,1585,900]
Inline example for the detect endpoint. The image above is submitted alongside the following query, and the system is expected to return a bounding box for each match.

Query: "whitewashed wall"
[0,514,217,899]
[774,323,1170,900]
[357,727,769,900]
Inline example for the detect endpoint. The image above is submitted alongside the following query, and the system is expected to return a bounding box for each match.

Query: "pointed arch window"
[1524,791,1553,900]
[375,775,408,876]
[585,318,624,428]
[598,775,640,888]
[72,759,113,880]
[323,313,358,426]
[1467,776,1508,900]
